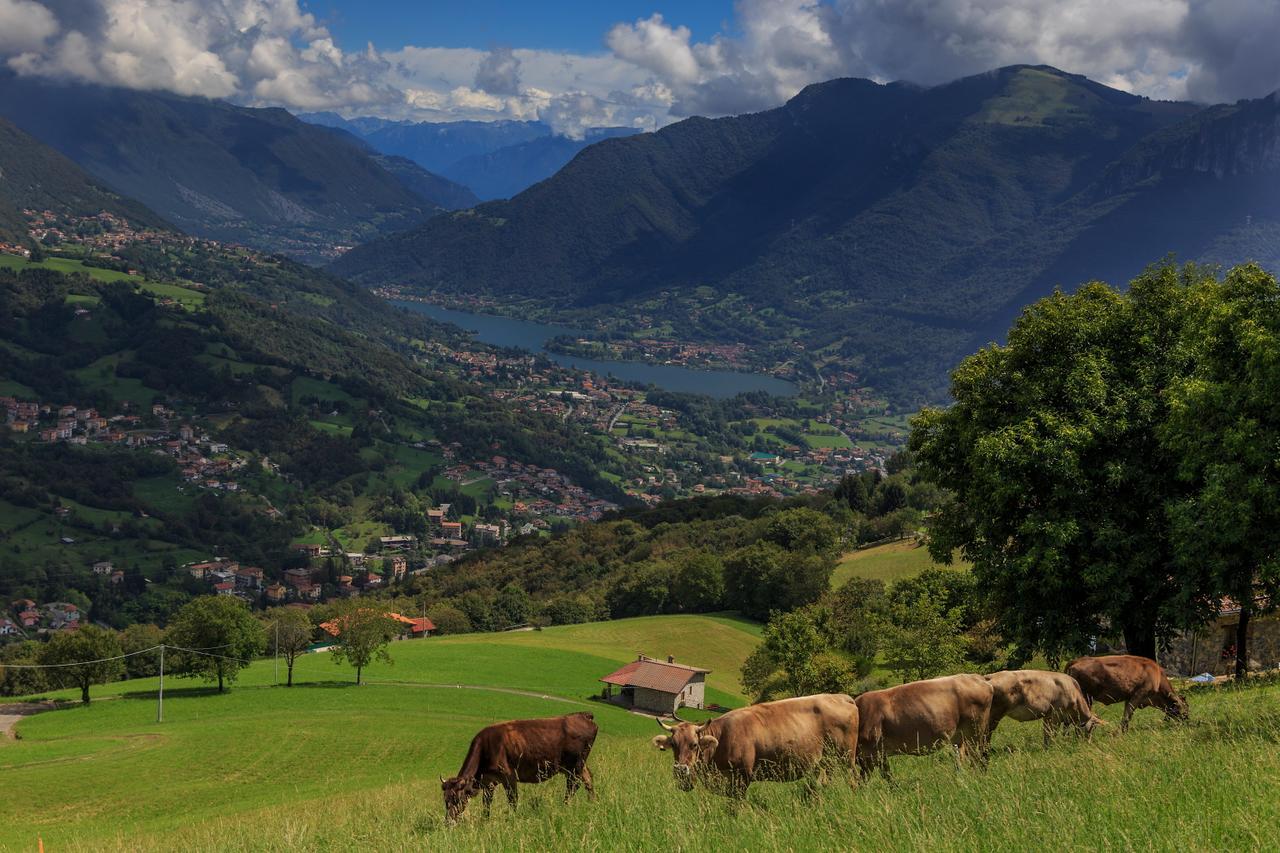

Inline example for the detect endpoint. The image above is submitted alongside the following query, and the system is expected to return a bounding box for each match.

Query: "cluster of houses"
[23,209,171,255]
[1,599,81,639]
[441,455,618,525]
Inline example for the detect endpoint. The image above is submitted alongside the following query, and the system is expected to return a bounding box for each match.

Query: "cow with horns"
[651,693,861,797]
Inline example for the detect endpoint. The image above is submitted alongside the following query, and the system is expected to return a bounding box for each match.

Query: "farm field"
[3,618,1277,850]
[832,539,971,588]
[0,254,140,282]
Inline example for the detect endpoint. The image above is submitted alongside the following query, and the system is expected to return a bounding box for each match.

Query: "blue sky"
[311,0,737,53]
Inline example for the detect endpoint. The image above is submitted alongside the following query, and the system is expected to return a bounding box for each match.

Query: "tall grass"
[30,684,1280,852]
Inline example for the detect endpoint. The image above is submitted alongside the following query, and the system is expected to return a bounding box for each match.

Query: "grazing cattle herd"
[441,654,1189,820]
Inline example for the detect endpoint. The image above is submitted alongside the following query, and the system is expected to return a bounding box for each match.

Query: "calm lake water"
[392,301,797,399]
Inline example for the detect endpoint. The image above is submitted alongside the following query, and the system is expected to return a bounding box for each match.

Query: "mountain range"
[299,113,640,200]
[0,74,474,262]
[332,66,1280,404]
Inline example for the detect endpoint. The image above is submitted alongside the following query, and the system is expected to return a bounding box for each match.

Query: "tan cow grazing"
[1065,654,1188,732]
[984,670,1104,747]
[854,674,994,780]
[651,693,860,798]
[441,711,597,824]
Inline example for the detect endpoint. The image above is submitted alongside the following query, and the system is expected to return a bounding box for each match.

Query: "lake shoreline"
[390,299,799,399]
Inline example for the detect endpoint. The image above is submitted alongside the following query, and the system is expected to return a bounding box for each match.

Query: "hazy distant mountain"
[333,66,1280,403]
[0,116,166,244]
[441,127,642,200]
[0,74,467,262]
[298,113,642,199]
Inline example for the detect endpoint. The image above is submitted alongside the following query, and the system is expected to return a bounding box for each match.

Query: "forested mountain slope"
[0,74,467,262]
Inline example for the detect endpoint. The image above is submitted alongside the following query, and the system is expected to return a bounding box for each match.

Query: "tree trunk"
[1122,620,1157,660]
[81,680,91,704]
[218,668,225,693]
[1234,605,1251,682]
[356,664,362,686]
[287,660,294,687]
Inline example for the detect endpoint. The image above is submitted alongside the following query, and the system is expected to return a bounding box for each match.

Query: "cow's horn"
[656,716,677,732]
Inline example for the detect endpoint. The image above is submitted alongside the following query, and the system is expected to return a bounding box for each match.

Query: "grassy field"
[832,539,971,588]
[0,254,140,282]
[3,616,1277,850]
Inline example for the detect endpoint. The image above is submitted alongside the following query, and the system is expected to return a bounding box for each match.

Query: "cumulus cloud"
[0,0,1276,137]
[473,46,521,96]
[605,0,1280,117]
[0,0,59,54]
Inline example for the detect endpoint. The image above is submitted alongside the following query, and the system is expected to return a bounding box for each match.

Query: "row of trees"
[0,596,404,701]
[740,568,991,699]
[911,261,1280,677]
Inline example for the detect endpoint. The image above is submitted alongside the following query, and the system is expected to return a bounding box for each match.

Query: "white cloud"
[1,0,1277,138]
[0,0,59,54]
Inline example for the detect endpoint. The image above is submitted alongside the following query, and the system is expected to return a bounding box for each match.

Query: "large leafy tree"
[166,596,266,692]
[1163,263,1280,679]
[910,263,1208,660]
[39,625,124,704]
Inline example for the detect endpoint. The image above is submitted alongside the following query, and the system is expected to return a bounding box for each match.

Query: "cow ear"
[698,735,719,752]
[651,735,670,750]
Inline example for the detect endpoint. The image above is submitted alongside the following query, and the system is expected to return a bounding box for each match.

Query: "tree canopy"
[166,596,266,692]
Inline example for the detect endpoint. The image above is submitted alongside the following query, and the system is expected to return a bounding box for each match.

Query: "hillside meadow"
[3,614,1279,850]
[832,539,970,587]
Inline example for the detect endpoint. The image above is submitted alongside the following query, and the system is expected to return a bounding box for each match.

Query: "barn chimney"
[667,655,675,664]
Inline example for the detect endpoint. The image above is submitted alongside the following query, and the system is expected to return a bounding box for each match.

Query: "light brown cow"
[1065,654,1188,732]
[651,693,860,798]
[984,670,1104,747]
[854,674,993,780]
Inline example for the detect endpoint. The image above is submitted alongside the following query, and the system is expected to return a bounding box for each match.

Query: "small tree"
[328,605,398,685]
[262,608,314,687]
[882,593,966,683]
[427,604,472,635]
[39,625,124,704]
[740,609,833,701]
[671,550,724,612]
[166,596,266,693]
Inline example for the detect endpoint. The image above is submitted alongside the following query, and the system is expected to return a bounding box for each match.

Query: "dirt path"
[0,701,58,740]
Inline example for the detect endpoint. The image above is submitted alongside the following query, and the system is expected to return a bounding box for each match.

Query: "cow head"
[1161,690,1190,722]
[440,776,478,824]
[651,717,718,792]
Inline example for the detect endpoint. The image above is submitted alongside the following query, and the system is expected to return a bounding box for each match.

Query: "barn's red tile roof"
[600,656,710,694]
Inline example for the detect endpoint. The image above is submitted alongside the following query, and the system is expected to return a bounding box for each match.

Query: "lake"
[392,301,797,399]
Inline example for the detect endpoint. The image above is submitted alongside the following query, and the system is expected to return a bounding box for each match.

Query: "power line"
[0,645,162,668]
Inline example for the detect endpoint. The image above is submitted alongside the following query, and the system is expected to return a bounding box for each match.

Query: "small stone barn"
[600,654,710,715]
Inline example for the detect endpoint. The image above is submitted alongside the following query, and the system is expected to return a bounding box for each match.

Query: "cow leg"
[1043,718,1053,749]
[503,776,518,811]
[481,783,496,817]
[878,753,893,784]
[1121,701,1135,733]
[579,764,595,801]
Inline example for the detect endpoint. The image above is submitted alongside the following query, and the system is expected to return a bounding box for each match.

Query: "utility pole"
[274,618,279,685]
[156,644,165,723]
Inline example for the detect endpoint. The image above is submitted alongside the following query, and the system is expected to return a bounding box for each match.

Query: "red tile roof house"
[599,655,710,716]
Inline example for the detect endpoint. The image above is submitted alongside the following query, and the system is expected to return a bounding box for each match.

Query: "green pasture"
[0,255,139,282]
[3,617,1277,850]
[832,540,971,588]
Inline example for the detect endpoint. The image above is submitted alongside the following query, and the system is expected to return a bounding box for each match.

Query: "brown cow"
[441,711,597,823]
[1065,654,1188,732]
[650,693,860,798]
[984,670,1104,747]
[854,674,993,780]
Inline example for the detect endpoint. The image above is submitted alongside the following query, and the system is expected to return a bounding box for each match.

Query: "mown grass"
[832,540,971,588]
[5,679,1276,851]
